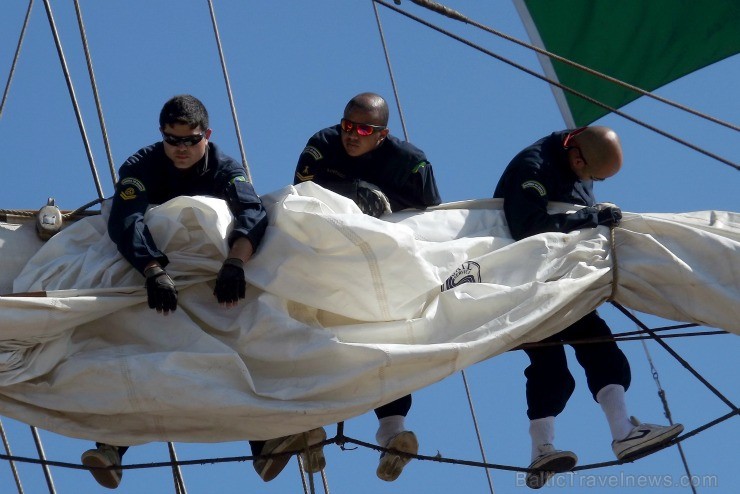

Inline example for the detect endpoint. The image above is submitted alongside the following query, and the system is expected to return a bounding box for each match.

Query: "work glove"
[355,180,392,218]
[144,265,178,313]
[595,202,622,226]
[214,258,246,304]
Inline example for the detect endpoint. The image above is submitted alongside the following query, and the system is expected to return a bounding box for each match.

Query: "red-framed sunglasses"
[340,118,386,136]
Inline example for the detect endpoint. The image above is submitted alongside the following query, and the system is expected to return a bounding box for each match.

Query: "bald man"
[248,93,441,484]
[494,127,682,489]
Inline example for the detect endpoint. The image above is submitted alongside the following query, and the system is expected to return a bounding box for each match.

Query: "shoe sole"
[81,453,121,489]
[259,428,327,481]
[616,424,684,461]
[300,428,328,474]
[376,431,418,482]
[525,453,577,489]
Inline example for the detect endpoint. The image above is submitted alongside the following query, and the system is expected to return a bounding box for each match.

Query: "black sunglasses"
[161,132,206,147]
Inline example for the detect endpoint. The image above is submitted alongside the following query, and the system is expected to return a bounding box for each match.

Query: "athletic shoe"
[299,427,327,474]
[81,444,122,489]
[525,444,577,490]
[612,416,684,461]
[254,428,327,482]
[376,431,418,482]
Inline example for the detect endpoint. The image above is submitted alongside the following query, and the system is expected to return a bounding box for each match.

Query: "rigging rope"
[393,0,740,133]
[41,0,106,199]
[206,0,252,183]
[0,0,33,122]
[72,0,118,187]
[373,0,740,172]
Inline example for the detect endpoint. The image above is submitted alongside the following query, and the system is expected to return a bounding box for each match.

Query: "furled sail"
[0,182,737,444]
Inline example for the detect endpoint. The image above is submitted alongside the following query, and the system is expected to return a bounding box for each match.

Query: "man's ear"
[204,128,213,140]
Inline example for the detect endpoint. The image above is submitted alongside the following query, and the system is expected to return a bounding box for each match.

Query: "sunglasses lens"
[163,133,203,146]
[355,124,374,136]
[340,119,353,133]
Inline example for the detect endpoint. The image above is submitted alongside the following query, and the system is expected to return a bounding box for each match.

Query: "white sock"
[376,415,406,447]
[597,384,633,440]
[529,416,555,461]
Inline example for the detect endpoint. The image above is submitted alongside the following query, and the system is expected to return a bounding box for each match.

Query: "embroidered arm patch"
[119,177,145,200]
[521,180,546,197]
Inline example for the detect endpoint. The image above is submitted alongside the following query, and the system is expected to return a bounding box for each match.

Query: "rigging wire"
[30,427,56,494]
[460,371,496,494]
[72,0,118,187]
[372,0,411,142]
[41,0,106,199]
[373,0,740,172]
[205,0,252,183]
[392,0,740,133]
[611,303,738,413]
[167,442,188,494]
[0,0,33,121]
[640,336,697,494]
[372,8,496,490]
[0,418,25,494]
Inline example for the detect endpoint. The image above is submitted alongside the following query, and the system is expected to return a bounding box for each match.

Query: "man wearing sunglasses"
[81,94,268,489]
[248,93,441,484]
[494,127,683,489]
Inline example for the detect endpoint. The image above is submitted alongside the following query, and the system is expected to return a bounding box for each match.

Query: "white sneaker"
[254,428,326,482]
[376,431,418,482]
[525,444,577,490]
[612,416,683,461]
[81,444,122,489]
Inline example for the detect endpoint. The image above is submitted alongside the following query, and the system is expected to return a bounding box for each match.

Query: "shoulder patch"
[119,177,145,200]
[301,146,323,161]
[521,180,547,197]
[229,175,247,185]
[411,160,429,173]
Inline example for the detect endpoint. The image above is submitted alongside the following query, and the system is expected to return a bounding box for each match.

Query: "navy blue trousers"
[524,311,631,420]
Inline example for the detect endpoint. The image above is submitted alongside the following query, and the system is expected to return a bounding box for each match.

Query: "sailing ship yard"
[0,1,737,493]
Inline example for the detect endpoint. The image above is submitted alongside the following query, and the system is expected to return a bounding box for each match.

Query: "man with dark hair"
[81,94,269,489]
[494,126,683,489]
[246,92,441,484]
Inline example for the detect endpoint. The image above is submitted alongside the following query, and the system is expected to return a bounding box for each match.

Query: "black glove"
[214,258,246,304]
[596,205,622,226]
[144,266,177,313]
[355,181,391,218]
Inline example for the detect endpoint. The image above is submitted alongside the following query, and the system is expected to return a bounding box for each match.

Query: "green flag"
[514,0,740,127]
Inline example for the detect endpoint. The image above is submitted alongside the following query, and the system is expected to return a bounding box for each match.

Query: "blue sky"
[0,1,737,493]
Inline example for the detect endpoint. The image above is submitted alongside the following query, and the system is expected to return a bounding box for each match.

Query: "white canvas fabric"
[0,181,737,444]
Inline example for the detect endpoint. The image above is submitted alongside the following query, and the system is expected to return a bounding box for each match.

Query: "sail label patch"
[442,261,481,291]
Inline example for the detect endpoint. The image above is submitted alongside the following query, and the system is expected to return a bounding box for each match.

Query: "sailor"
[81,94,268,489]
[248,92,442,484]
[494,126,684,489]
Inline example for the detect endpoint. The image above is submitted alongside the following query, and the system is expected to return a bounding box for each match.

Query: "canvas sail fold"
[0,181,737,444]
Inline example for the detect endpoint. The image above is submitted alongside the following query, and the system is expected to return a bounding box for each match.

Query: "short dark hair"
[159,94,209,130]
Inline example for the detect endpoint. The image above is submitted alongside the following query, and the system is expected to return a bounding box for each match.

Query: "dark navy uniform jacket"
[109,142,267,274]
[493,131,603,241]
[294,125,441,211]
